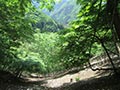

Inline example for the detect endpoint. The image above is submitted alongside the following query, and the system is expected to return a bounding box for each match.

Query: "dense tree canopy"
[0,0,120,78]
[59,0,120,72]
[0,0,57,75]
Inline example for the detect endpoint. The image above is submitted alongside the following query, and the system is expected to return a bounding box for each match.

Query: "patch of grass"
[75,77,80,82]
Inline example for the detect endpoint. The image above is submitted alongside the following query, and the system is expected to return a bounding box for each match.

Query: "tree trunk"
[116,43,120,54]
[112,29,120,56]
[113,9,120,40]
[101,40,118,74]
[107,0,120,40]
[93,35,118,74]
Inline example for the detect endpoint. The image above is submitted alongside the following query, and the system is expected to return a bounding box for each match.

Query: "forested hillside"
[44,0,80,25]
[29,10,64,32]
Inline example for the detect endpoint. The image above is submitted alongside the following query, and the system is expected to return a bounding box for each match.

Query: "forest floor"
[1,68,120,90]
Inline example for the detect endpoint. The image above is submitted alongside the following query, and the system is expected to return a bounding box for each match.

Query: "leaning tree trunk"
[100,40,118,74]
[112,28,120,56]
[93,35,118,74]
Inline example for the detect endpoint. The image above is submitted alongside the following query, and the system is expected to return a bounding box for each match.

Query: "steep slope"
[29,10,63,32]
[45,0,80,26]
[35,12,63,32]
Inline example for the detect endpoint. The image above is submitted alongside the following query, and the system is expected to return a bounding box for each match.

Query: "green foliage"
[15,32,64,74]
[0,0,34,72]
[75,77,80,81]
[59,0,120,69]
[1,0,119,76]
[0,0,59,75]
[27,9,63,32]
